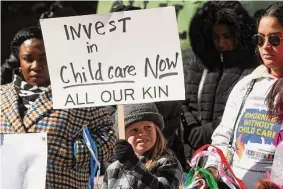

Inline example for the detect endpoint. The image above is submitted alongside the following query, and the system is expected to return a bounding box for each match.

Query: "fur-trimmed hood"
[189,1,257,70]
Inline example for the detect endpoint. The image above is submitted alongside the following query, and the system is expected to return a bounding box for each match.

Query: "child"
[101,103,183,189]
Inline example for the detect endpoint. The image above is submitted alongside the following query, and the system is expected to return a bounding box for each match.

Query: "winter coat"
[209,65,283,188]
[0,83,116,189]
[101,155,183,189]
[181,1,258,160]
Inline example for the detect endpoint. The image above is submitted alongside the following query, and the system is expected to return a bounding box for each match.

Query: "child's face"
[126,121,157,156]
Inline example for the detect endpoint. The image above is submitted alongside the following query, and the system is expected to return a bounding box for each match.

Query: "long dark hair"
[1,26,43,84]
[266,79,283,123]
[263,3,283,123]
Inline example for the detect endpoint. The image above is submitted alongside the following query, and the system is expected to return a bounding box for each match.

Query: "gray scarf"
[13,70,47,109]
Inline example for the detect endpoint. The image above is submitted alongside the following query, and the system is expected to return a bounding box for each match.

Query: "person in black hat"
[101,103,183,189]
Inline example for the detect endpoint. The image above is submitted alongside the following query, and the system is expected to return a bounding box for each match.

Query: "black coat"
[182,1,258,160]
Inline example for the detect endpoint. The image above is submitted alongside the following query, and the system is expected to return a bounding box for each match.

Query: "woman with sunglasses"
[202,2,283,189]
[254,4,283,76]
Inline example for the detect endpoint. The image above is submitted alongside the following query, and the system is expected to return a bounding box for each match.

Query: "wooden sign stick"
[117,104,125,139]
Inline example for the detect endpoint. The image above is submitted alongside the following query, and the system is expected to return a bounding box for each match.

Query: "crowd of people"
[1,1,283,189]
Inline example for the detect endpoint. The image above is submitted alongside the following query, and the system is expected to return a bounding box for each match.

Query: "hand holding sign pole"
[117,104,125,139]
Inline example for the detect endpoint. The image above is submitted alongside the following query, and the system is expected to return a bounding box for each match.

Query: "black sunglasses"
[253,34,283,47]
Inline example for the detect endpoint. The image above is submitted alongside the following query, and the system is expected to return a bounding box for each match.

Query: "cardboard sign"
[40,7,185,109]
[0,133,48,189]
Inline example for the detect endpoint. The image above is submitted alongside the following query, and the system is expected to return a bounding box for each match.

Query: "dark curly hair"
[1,26,43,84]
[189,1,256,69]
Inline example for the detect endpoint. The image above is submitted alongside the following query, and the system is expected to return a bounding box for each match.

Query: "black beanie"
[115,103,164,130]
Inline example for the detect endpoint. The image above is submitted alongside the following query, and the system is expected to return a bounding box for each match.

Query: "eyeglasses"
[253,34,283,47]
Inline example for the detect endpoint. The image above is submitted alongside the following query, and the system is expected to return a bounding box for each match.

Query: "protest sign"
[0,133,48,189]
[97,1,206,51]
[40,7,185,109]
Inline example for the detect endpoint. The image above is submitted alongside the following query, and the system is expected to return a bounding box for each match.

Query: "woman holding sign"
[102,103,183,189]
[0,26,116,188]
[205,2,283,188]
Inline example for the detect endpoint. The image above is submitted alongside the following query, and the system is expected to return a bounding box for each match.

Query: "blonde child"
[101,103,183,189]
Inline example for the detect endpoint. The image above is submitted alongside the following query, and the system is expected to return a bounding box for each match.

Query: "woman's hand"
[206,167,219,179]
[194,167,219,189]
[194,175,208,189]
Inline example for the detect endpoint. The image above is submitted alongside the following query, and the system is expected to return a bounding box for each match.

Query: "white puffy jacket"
[209,65,283,188]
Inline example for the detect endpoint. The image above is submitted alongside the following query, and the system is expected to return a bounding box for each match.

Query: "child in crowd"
[101,103,183,189]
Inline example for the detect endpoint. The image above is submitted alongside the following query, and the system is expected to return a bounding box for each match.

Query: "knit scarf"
[13,70,47,109]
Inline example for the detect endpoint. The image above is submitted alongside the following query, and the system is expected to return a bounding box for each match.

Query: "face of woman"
[126,121,157,156]
[212,23,236,52]
[258,16,283,77]
[19,38,50,86]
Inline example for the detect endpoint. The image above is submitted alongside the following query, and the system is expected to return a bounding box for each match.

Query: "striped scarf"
[13,71,47,109]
